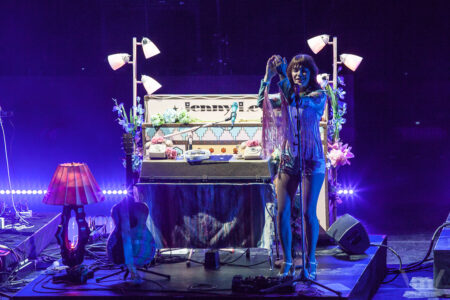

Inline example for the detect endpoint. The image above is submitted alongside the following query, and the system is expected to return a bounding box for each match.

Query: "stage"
[1,1,448,299]
[0,213,60,282]
[13,235,386,299]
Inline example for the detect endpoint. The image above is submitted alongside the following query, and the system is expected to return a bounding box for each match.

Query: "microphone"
[230,102,238,127]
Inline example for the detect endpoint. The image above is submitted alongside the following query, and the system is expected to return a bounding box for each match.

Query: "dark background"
[0,0,448,234]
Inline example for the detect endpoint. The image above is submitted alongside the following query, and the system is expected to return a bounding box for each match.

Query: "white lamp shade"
[340,54,363,71]
[107,53,130,70]
[141,75,162,95]
[141,37,160,59]
[316,73,330,88]
[307,34,330,54]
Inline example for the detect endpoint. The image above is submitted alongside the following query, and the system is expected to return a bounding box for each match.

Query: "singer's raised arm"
[257,79,281,108]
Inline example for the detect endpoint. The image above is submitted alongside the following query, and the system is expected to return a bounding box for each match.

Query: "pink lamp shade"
[43,163,105,206]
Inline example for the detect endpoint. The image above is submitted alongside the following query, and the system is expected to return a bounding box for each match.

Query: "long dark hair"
[286,54,320,93]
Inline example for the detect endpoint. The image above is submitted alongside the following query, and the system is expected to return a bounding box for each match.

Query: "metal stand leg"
[138,267,171,280]
[95,268,125,282]
[95,265,170,282]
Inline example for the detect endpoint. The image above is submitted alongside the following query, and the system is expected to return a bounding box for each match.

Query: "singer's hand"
[274,56,287,79]
[264,55,277,82]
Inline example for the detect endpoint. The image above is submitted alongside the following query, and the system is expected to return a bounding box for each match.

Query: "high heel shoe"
[278,262,295,277]
[306,260,318,280]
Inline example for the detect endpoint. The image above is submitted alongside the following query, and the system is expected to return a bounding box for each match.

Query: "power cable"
[374,221,450,284]
[0,114,28,224]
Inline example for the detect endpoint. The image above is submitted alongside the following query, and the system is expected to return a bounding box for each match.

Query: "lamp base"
[52,264,94,284]
[56,205,90,268]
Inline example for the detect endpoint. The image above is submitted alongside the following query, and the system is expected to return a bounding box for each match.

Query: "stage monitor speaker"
[327,214,370,254]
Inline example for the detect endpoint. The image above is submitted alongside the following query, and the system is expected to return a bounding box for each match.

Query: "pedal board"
[232,275,295,293]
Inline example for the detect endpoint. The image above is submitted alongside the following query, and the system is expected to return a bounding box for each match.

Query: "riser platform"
[14,235,386,299]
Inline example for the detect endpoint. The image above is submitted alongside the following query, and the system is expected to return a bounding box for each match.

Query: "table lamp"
[43,162,105,283]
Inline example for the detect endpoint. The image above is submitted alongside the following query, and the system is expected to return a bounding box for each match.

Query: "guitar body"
[107,200,156,267]
[106,133,156,275]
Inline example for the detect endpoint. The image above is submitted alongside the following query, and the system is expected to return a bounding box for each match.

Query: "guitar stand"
[95,266,171,283]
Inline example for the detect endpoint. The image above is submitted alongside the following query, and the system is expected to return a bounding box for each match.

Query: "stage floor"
[13,235,386,299]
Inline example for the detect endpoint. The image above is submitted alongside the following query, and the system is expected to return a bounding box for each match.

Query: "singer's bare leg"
[276,172,300,273]
[303,172,325,278]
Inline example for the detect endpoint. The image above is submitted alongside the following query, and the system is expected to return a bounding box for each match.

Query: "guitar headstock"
[122,133,134,156]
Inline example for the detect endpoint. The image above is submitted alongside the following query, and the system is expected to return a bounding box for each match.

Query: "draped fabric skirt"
[138,183,275,249]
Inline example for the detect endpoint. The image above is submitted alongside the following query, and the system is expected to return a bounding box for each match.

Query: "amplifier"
[140,156,271,183]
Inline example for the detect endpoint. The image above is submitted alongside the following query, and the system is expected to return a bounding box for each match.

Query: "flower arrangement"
[151,136,165,144]
[113,97,144,136]
[322,72,347,142]
[112,97,144,173]
[165,147,177,159]
[321,70,355,208]
[246,140,260,147]
[150,108,194,127]
[327,141,354,168]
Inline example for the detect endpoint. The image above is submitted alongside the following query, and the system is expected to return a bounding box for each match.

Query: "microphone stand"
[264,93,339,296]
[293,93,340,295]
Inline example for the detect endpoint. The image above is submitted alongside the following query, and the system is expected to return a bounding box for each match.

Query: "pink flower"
[165,147,177,159]
[151,136,165,144]
[327,142,354,168]
[246,140,260,147]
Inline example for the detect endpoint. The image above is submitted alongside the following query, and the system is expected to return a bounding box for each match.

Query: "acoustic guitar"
[106,133,156,280]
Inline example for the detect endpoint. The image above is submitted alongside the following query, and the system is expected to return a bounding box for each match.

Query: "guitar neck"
[121,133,137,268]
[123,133,135,187]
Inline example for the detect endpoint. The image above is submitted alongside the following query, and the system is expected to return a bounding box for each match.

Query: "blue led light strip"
[0,189,128,196]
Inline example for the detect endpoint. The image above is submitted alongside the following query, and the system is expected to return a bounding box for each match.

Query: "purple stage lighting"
[338,187,356,197]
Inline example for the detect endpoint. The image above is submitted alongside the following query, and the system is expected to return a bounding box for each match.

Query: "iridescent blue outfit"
[257,78,326,176]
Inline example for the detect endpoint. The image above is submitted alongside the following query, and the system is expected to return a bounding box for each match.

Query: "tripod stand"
[294,94,340,295]
[95,264,170,283]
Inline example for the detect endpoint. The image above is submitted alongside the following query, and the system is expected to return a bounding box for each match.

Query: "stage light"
[112,190,117,195]
[107,53,130,71]
[26,190,32,194]
[307,34,330,54]
[107,190,112,195]
[102,190,106,194]
[340,54,363,71]
[343,190,348,194]
[32,190,37,194]
[338,190,343,194]
[349,190,354,194]
[38,190,43,194]
[118,190,123,195]
[107,37,161,118]
[6,190,10,194]
[141,37,160,59]
[141,75,162,95]
[0,190,4,194]
[307,34,362,91]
